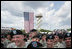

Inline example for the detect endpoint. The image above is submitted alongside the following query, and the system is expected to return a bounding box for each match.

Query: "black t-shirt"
[27,41,43,48]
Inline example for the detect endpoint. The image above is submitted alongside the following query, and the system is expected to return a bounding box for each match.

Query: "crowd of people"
[1,29,71,48]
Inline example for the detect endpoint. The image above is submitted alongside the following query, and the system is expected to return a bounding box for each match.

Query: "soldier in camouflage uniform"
[29,29,38,39]
[44,34,54,48]
[64,32,71,48]
[53,33,66,48]
[58,33,66,47]
[1,34,11,48]
[7,30,29,48]
[26,29,38,45]
[40,34,47,47]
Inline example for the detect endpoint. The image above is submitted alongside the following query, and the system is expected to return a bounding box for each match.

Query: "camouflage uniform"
[40,40,47,47]
[7,30,29,48]
[7,42,28,48]
[7,42,17,48]
[54,42,66,48]
[64,32,71,48]
[4,39,11,48]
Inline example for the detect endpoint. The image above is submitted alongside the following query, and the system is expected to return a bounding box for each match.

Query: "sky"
[1,1,71,31]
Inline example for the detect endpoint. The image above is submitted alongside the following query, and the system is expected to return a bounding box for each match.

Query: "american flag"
[24,12,34,33]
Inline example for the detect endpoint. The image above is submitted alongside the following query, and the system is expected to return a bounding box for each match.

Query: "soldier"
[40,34,47,47]
[53,33,59,43]
[26,29,38,45]
[29,29,38,39]
[7,30,28,48]
[1,35,6,48]
[1,34,11,48]
[45,34,54,48]
[31,34,42,42]
[27,34,44,48]
[6,33,12,41]
[53,33,65,48]
[58,33,66,47]
[23,33,29,42]
[27,41,43,48]
[64,32,71,48]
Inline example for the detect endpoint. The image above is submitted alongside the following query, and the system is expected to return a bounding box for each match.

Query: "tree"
[67,28,71,31]
[40,29,52,32]
[21,29,25,33]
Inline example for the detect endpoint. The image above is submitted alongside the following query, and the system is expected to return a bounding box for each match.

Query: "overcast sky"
[1,1,71,30]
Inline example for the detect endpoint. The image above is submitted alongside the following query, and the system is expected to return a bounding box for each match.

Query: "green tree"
[67,28,71,31]
[40,29,52,32]
[21,29,25,33]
